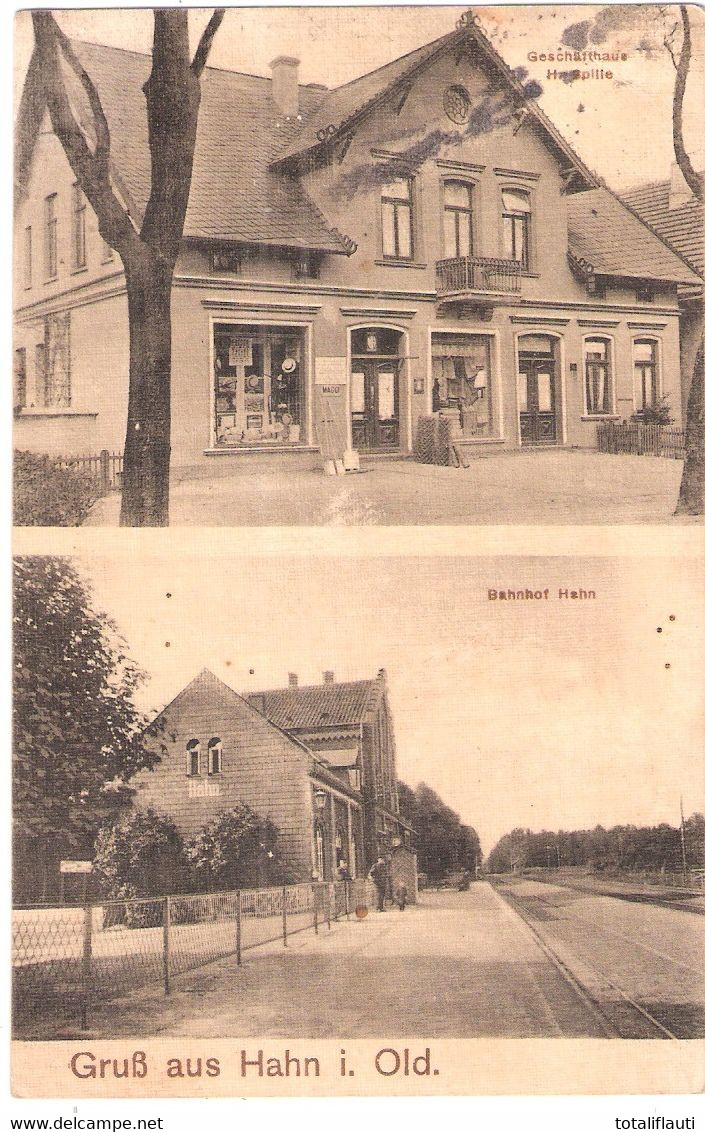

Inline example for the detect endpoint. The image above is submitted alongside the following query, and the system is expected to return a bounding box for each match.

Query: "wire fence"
[13,879,374,1038]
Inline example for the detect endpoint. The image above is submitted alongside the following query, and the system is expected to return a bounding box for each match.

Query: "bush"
[93,808,186,901]
[14,450,101,526]
[186,804,292,892]
[631,396,673,426]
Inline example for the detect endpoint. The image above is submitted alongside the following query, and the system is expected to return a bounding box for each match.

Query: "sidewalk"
[82,885,605,1039]
[85,450,695,526]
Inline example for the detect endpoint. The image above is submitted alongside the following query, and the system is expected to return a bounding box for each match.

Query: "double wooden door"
[351,359,400,451]
[518,355,558,445]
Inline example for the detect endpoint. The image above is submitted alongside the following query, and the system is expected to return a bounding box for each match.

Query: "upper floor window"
[633,338,659,412]
[44,194,58,279]
[292,253,320,281]
[72,184,87,270]
[443,180,473,259]
[186,738,201,777]
[584,337,613,416]
[210,246,241,274]
[635,283,654,303]
[23,226,32,288]
[207,737,223,775]
[381,177,413,260]
[502,187,531,270]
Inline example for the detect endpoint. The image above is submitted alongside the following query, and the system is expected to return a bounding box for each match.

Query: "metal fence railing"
[13,879,374,1037]
[596,420,686,459]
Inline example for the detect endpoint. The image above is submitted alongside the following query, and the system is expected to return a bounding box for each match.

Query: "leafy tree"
[13,556,156,900]
[93,808,185,900]
[486,815,705,876]
[185,805,290,891]
[30,9,224,526]
[399,780,482,882]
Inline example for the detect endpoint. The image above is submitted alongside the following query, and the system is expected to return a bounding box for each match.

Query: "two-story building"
[14,13,701,469]
[134,667,412,887]
[621,165,704,420]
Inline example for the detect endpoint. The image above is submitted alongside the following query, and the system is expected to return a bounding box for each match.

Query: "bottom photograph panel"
[11,551,705,1096]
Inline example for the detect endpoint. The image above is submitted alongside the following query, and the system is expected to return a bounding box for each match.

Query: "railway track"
[492,880,686,1039]
[523,871,705,917]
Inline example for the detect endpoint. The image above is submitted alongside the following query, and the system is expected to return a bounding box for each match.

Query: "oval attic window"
[444,85,471,124]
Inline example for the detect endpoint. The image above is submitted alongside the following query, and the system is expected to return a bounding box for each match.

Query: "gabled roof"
[16,40,351,255]
[271,30,459,165]
[620,179,704,277]
[567,187,703,285]
[146,668,362,799]
[147,668,311,757]
[248,674,385,732]
[271,14,598,192]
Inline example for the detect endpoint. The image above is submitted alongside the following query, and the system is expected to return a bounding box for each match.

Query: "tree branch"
[31,11,141,256]
[191,10,225,78]
[673,5,704,202]
[45,12,112,174]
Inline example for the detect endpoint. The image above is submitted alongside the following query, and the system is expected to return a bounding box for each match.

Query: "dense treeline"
[398,781,482,881]
[486,815,705,875]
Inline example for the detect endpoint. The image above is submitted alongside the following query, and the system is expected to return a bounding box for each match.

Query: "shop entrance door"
[351,360,400,451]
[518,355,558,445]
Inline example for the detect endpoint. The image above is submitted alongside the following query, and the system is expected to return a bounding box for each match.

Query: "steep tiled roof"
[56,41,351,253]
[272,23,598,193]
[249,679,378,731]
[272,30,458,164]
[620,179,704,276]
[567,188,703,285]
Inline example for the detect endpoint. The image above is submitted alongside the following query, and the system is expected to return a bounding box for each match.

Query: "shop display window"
[213,323,305,446]
[431,333,493,436]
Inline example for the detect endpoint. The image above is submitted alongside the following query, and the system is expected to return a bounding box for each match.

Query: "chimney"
[323,671,335,684]
[270,56,300,118]
[669,161,692,210]
[288,672,298,688]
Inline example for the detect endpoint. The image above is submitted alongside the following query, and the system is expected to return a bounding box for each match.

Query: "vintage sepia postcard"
[9,0,705,1112]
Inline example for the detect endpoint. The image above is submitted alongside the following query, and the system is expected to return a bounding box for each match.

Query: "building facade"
[621,165,704,420]
[135,668,410,884]
[14,15,700,469]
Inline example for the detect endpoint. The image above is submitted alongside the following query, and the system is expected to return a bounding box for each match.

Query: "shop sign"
[228,336,253,367]
[315,356,347,385]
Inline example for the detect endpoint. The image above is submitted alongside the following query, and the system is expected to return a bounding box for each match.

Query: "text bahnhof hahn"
[488,588,596,600]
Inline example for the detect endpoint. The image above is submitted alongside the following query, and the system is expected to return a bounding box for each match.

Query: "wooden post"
[81,902,93,1030]
[282,886,288,947]
[100,448,110,492]
[313,883,318,934]
[163,895,171,995]
[326,883,332,930]
[236,889,242,966]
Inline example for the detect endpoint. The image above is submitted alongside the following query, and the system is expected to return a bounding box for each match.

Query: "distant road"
[492,876,705,1039]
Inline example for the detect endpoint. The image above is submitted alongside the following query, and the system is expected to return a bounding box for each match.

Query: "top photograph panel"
[13,5,704,527]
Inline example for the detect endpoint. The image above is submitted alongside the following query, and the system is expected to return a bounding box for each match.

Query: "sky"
[69,549,705,857]
[13,4,705,191]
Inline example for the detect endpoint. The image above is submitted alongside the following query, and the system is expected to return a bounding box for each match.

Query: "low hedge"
[14,450,101,526]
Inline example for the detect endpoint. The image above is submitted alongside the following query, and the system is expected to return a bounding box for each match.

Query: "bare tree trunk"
[675,339,704,515]
[120,250,172,527]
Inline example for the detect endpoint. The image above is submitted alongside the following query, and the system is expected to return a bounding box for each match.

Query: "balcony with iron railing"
[435,255,522,302]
